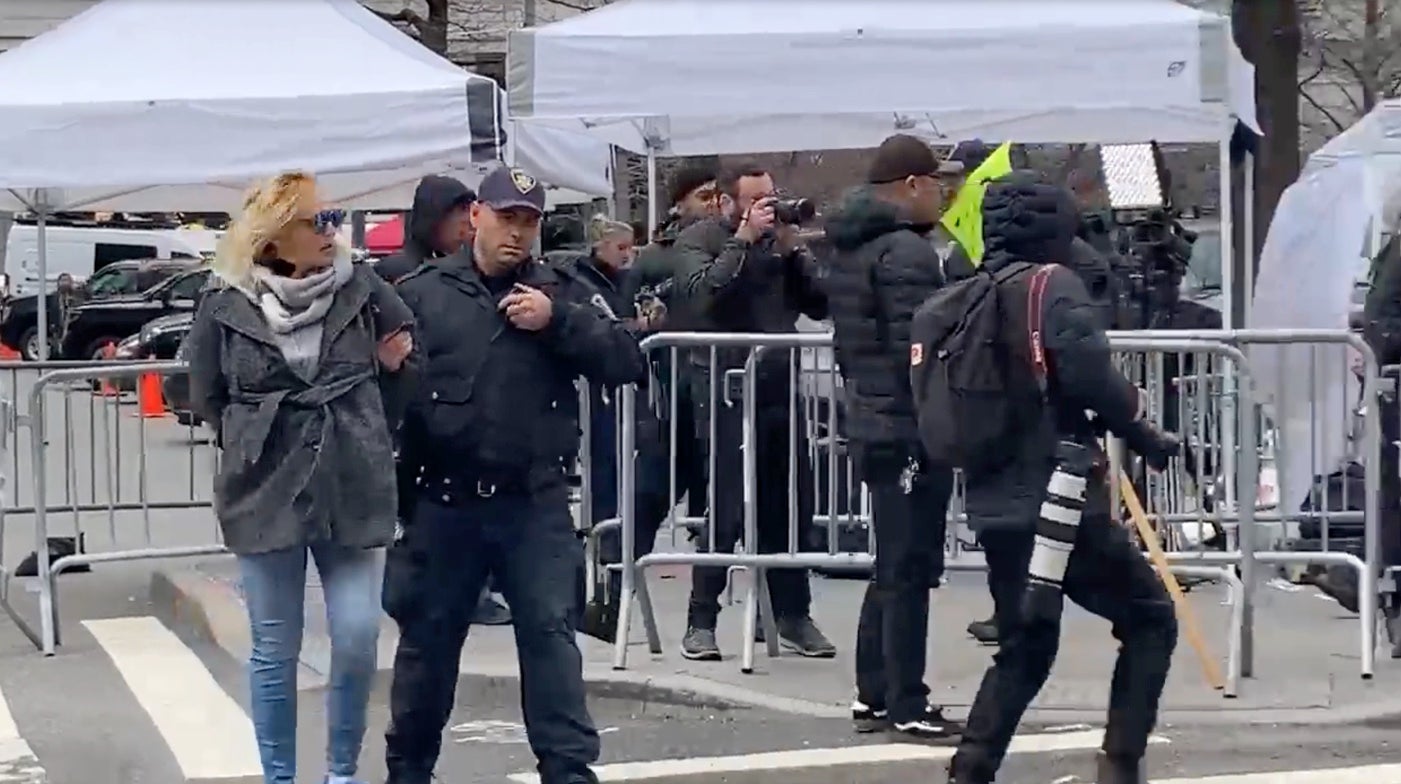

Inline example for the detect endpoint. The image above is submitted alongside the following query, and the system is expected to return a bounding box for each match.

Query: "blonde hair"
[213,172,330,288]
[587,214,632,247]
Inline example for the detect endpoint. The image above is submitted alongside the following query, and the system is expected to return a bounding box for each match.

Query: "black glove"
[1122,419,1182,471]
[1019,581,1065,628]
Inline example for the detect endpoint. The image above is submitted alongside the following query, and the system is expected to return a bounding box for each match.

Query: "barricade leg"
[756,570,780,660]
[739,569,761,674]
[635,568,662,656]
[1170,564,1241,698]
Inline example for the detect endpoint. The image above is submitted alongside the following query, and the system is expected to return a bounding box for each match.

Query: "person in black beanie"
[823,134,963,739]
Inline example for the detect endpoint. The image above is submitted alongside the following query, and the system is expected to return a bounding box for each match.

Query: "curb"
[149,567,1401,726]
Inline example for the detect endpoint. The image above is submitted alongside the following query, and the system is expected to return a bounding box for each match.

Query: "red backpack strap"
[1026,264,1057,389]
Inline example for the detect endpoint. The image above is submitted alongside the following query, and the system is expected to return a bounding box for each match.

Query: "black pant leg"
[496,491,601,784]
[1381,396,1401,569]
[980,529,1034,639]
[952,527,1058,781]
[687,379,744,629]
[385,501,491,783]
[756,408,815,620]
[1062,514,1178,762]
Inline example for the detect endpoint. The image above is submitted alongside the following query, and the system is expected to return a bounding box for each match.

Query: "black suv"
[0,258,197,360]
[59,269,210,361]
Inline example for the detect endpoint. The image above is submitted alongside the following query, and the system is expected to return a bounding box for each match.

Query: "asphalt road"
[2,570,1401,784]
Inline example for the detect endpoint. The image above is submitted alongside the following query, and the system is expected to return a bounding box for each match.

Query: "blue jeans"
[239,542,384,784]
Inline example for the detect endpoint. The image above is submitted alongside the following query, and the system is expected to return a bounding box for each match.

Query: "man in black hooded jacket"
[375,175,476,283]
[823,134,961,739]
[947,178,1180,784]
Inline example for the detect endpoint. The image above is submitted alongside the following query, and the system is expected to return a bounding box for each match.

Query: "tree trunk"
[422,0,450,57]
[1363,0,1381,111]
[1234,0,1301,256]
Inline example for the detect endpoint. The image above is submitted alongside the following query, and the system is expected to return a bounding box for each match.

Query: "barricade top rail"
[638,331,834,352]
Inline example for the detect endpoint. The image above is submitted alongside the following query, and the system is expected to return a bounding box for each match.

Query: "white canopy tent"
[1250,100,1401,513]
[509,0,1257,321]
[0,0,616,359]
[0,0,614,212]
[508,0,1257,154]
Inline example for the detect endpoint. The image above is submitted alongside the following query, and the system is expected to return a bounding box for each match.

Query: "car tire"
[18,326,44,362]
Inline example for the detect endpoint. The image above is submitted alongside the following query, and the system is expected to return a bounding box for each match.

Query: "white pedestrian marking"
[84,616,261,780]
[507,729,1166,783]
[1157,763,1401,784]
[0,684,45,783]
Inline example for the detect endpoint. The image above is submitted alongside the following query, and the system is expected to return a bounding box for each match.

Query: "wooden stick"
[1117,470,1226,691]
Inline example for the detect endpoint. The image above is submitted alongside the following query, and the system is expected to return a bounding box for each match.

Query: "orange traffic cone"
[134,364,168,419]
[96,342,120,397]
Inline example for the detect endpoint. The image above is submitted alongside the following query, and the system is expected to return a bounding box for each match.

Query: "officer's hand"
[500,284,554,331]
[736,197,776,243]
[377,329,413,372]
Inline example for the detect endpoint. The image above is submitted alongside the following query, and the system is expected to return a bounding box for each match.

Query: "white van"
[3,225,219,299]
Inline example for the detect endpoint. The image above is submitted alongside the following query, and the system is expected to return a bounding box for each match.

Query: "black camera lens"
[772,198,815,225]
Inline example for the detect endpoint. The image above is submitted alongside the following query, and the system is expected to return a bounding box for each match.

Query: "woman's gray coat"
[185,264,418,555]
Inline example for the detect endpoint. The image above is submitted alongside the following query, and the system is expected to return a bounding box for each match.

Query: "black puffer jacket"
[964,180,1147,530]
[824,187,943,448]
[374,176,475,283]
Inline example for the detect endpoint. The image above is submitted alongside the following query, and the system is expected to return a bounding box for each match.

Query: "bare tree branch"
[1300,82,1349,134]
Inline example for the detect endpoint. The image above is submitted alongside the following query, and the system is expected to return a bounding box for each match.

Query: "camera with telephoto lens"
[1115,207,1197,330]
[771,197,816,225]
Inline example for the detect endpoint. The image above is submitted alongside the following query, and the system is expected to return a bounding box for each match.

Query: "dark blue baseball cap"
[477,164,546,215]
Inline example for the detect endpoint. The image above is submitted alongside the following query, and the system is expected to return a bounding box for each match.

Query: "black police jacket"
[823,187,944,450]
[395,251,647,487]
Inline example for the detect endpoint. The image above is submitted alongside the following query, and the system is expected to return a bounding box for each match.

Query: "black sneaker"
[681,626,722,661]
[851,700,888,733]
[892,705,962,740]
[777,617,837,658]
[1095,752,1148,784]
[966,615,999,645]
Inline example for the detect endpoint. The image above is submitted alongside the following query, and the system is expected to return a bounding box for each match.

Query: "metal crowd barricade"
[1116,329,1382,680]
[608,332,1251,692]
[0,360,223,654]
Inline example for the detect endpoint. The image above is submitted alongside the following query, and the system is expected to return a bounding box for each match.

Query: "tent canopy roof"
[509,0,1256,154]
[0,0,495,211]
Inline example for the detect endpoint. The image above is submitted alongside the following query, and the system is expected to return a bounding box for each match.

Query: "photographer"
[948,178,1181,784]
[670,163,834,661]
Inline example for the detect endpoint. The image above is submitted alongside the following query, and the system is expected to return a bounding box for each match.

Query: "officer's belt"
[415,463,537,502]
[227,370,371,468]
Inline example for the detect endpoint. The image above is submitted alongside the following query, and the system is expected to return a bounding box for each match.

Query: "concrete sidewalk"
[151,543,1401,727]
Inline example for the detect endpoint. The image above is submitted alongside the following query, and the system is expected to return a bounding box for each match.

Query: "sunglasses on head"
[302,209,345,235]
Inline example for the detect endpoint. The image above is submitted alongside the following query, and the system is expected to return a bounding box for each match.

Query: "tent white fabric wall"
[508,0,1257,154]
[1250,100,1401,509]
[0,0,613,212]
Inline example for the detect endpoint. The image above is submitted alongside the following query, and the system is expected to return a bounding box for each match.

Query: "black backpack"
[910,262,1054,471]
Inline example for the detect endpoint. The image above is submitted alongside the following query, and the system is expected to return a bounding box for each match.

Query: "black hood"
[980,175,1079,272]
[405,175,475,256]
[824,187,931,252]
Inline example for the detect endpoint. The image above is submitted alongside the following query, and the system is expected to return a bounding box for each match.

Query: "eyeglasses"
[298,209,345,235]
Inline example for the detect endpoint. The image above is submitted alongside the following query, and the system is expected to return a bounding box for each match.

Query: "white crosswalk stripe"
[83,616,262,780]
[1156,765,1401,784]
[0,683,43,784]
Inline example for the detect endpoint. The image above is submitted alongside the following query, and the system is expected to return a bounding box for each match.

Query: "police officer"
[824,135,961,739]
[947,178,1181,784]
[382,165,647,784]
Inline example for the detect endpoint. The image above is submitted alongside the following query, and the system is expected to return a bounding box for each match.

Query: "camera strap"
[1025,264,1057,395]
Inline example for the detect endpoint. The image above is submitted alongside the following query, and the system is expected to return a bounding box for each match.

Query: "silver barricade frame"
[608,332,1268,693]
[0,360,225,654]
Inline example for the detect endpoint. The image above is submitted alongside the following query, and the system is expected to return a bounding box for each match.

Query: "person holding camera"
[824,134,963,739]
[946,178,1182,784]
[670,163,834,661]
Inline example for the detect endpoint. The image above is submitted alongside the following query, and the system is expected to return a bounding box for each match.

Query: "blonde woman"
[184,172,417,784]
